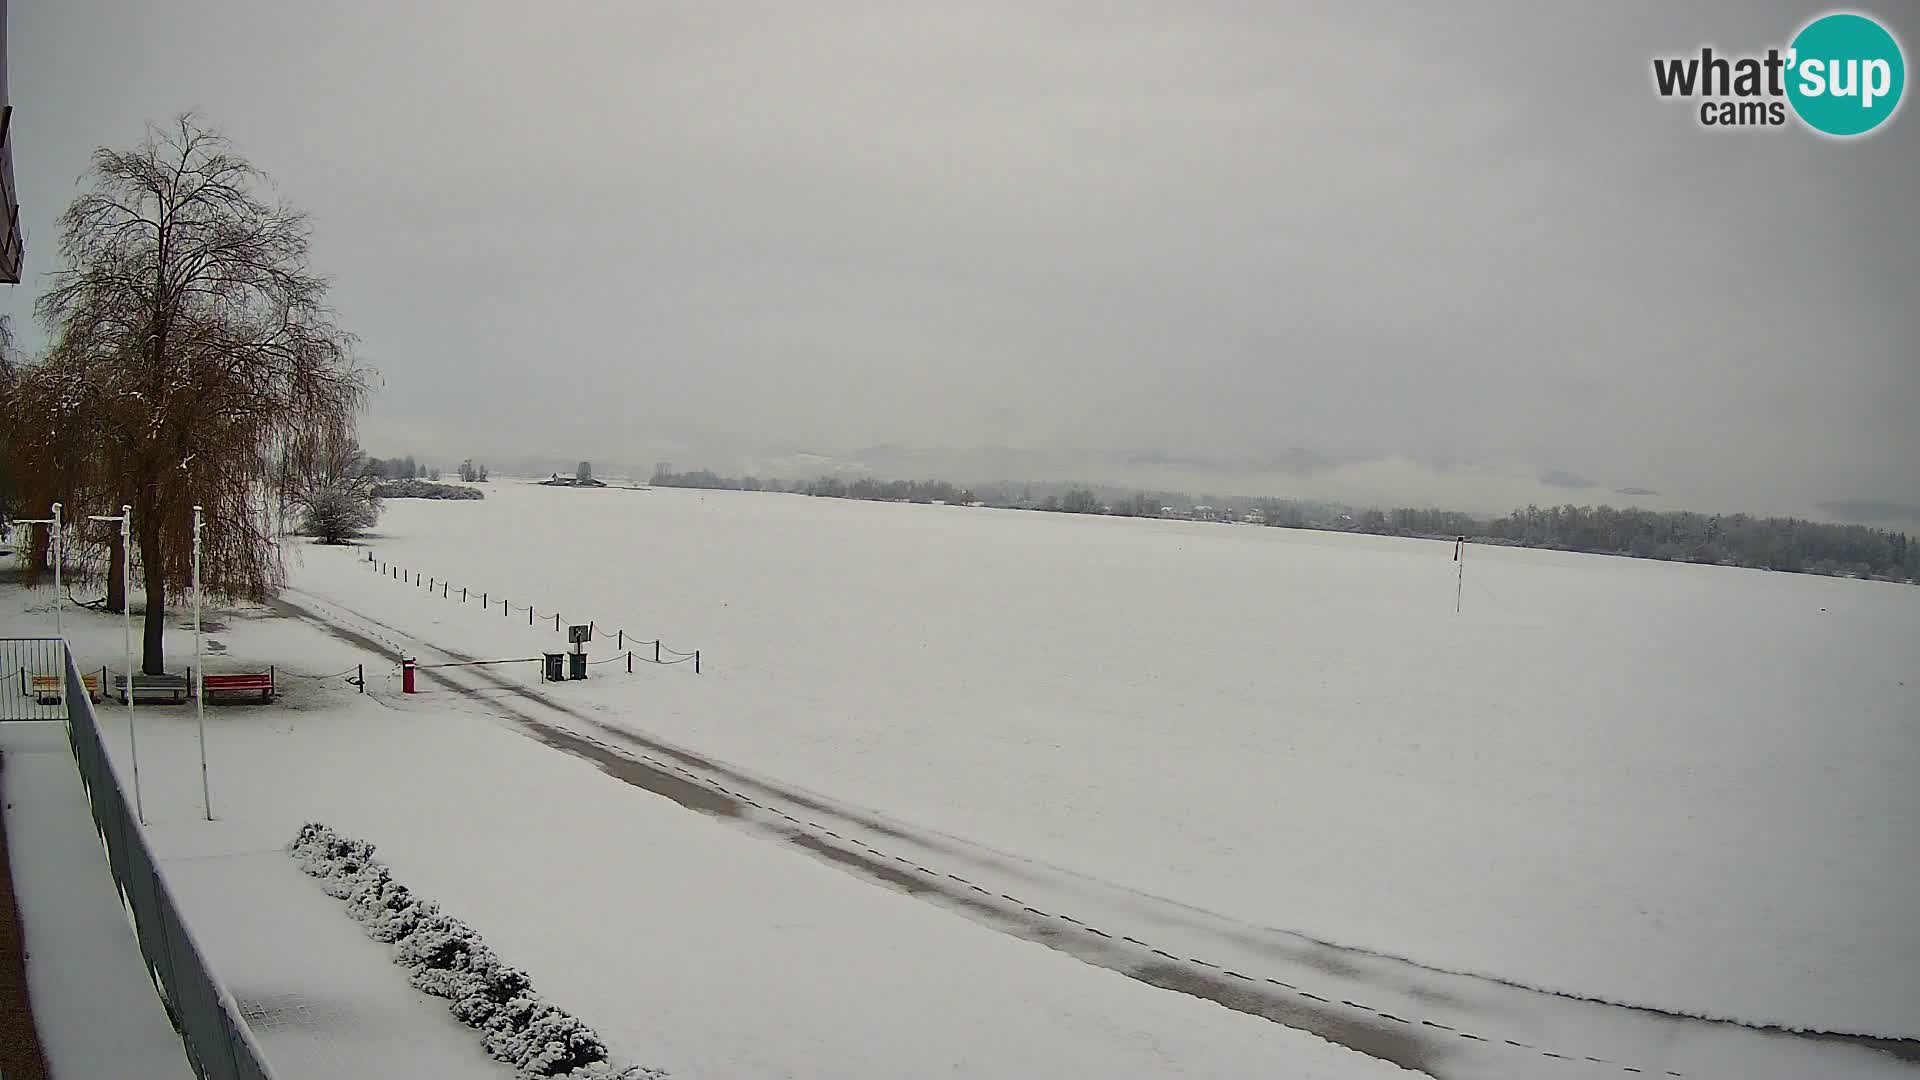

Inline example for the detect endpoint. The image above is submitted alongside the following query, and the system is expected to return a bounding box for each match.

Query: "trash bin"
[542,652,565,682]
[568,652,587,680]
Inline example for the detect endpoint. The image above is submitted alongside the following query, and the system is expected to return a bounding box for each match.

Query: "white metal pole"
[16,510,63,643]
[51,502,63,642]
[124,507,141,823]
[87,507,140,822]
[194,506,210,820]
[1455,537,1465,615]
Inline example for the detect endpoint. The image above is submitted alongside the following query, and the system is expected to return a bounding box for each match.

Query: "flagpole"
[92,506,141,823]
[51,502,62,642]
[194,505,210,820]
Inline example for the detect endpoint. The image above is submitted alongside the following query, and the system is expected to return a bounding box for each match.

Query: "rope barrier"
[278,666,361,680]
[363,552,702,673]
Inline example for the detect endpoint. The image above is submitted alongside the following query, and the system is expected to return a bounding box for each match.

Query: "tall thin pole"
[193,506,210,820]
[98,505,143,824]
[124,507,140,823]
[1454,535,1466,615]
[51,502,63,642]
[16,508,64,642]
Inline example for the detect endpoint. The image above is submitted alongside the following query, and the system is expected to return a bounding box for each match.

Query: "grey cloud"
[2,1,1914,522]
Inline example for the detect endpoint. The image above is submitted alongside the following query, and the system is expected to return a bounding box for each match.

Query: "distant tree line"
[1484,504,1914,579]
[366,455,425,480]
[645,464,1918,584]
[652,465,977,504]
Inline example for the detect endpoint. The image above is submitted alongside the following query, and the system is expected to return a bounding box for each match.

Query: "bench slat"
[202,671,276,702]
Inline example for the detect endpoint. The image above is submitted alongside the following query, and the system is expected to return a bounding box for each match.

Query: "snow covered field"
[0,574,1407,1079]
[304,482,1918,1038]
[4,480,1915,1079]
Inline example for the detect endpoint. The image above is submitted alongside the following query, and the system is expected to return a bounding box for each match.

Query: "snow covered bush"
[290,823,666,1079]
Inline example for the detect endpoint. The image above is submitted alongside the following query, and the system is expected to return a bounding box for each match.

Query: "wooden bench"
[113,673,191,705]
[202,670,276,704]
[30,672,101,704]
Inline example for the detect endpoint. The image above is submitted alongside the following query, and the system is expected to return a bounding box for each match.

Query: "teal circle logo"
[1786,12,1906,136]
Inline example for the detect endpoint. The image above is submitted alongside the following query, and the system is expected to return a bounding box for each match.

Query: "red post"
[402,657,417,694]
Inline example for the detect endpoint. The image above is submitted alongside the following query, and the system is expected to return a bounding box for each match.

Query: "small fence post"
[627,651,632,674]
[695,650,701,675]
[529,606,534,626]
[462,587,468,602]
[357,663,364,693]
[554,613,560,631]
[443,582,449,598]
[616,629,623,649]
[654,640,661,664]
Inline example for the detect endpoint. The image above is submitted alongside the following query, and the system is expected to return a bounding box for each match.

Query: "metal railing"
[55,642,280,1080]
[0,637,69,721]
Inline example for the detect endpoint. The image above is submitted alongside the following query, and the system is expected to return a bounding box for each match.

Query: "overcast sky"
[4,2,1915,518]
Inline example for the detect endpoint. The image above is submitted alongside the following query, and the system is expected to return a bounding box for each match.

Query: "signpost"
[567,624,590,680]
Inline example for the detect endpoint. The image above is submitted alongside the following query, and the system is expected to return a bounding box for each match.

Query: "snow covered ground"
[302,483,1918,1039]
[3,480,1914,1079]
[0,575,1410,1079]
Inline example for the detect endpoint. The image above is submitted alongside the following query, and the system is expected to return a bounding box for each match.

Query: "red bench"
[202,670,276,703]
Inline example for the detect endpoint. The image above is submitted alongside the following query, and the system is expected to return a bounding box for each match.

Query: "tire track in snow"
[275,586,1920,1080]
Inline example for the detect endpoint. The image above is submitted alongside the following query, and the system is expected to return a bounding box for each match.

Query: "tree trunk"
[105,530,126,613]
[27,525,49,579]
[137,515,166,674]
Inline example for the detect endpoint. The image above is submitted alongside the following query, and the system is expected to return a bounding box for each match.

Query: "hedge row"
[290,823,665,1079]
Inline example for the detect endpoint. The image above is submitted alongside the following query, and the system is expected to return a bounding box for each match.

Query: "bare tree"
[287,436,381,544]
[31,113,370,673]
